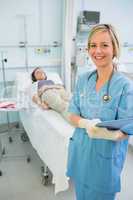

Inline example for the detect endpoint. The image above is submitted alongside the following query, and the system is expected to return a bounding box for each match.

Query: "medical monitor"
[82,11,100,25]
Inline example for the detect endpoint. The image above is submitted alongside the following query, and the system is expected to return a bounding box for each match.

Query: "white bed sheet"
[20,107,74,194]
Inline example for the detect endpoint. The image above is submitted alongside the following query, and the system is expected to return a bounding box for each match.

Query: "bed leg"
[41,165,49,185]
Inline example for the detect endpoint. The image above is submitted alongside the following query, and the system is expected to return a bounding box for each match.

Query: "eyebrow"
[35,70,42,73]
[89,42,111,44]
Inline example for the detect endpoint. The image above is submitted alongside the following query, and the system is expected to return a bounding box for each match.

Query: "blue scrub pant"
[74,182,116,200]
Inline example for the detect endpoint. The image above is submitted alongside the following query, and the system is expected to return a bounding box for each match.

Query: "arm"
[116,80,133,137]
[69,113,100,128]
[32,94,41,105]
[88,126,128,141]
[68,113,127,141]
[32,94,49,109]
[69,114,82,127]
[41,101,49,109]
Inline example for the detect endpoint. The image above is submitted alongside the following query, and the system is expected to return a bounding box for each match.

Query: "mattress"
[19,107,74,194]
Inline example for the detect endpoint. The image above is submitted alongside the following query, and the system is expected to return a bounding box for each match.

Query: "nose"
[95,46,102,53]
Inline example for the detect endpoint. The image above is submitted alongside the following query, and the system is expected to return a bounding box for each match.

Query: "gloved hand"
[78,118,128,141]
[40,102,49,110]
[78,118,101,129]
[88,126,128,141]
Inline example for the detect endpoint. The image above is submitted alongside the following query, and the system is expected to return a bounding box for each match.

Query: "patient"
[31,67,71,121]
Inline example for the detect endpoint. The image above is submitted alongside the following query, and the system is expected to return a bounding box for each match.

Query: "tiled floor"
[0,130,75,200]
[0,129,133,200]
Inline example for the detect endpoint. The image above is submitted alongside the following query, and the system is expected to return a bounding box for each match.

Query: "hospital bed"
[20,108,74,194]
[17,71,74,194]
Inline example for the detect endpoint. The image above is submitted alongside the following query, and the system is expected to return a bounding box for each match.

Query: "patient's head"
[31,67,47,82]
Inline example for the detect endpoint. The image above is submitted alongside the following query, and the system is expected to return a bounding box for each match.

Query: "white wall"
[0,0,39,45]
[0,0,63,82]
[76,0,133,72]
[83,0,133,44]
[0,0,62,45]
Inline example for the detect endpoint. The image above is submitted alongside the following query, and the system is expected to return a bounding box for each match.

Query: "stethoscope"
[88,69,114,102]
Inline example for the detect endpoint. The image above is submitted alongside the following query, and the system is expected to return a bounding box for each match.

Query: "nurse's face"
[34,68,46,80]
[88,31,114,69]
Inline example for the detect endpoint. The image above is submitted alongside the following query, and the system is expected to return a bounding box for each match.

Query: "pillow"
[15,72,32,108]
[46,72,63,85]
[16,72,32,91]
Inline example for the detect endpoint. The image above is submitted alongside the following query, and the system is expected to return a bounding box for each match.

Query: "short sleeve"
[117,82,133,119]
[68,77,81,115]
[118,81,133,135]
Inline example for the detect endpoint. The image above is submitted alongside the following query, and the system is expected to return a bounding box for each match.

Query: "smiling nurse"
[67,24,133,200]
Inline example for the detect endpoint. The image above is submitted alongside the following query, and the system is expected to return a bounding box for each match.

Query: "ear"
[45,75,47,80]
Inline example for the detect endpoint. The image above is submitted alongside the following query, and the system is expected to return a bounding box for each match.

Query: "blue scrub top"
[67,71,133,193]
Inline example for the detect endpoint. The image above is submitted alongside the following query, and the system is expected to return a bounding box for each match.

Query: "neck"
[97,66,114,82]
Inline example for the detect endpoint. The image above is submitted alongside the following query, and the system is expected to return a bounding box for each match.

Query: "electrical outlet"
[35,47,51,54]
[35,47,44,54]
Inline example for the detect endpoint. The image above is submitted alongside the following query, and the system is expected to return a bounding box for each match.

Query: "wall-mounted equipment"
[82,11,100,24]
[78,10,100,32]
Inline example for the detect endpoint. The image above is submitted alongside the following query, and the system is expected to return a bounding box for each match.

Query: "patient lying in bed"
[31,67,71,122]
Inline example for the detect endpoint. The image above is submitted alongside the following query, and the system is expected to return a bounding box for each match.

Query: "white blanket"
[20,107,74,194]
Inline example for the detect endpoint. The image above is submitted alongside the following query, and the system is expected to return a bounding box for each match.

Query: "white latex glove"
[40,102,49,110]
[78,118,128,141]
[78,118,101,129]
[88,126,128,141]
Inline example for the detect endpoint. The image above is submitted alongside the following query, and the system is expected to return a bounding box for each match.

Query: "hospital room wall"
[65,0,133,89]
[0,0,63,82]
[0,0,63,125]
[83,0,133,73]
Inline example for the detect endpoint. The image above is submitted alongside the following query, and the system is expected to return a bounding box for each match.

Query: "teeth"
[95,57,103,60]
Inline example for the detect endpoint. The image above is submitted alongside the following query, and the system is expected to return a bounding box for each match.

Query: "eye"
[89,44,96,48]
[101,43,109,48]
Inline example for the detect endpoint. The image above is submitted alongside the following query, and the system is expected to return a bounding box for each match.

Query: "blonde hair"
[88,24,120,59]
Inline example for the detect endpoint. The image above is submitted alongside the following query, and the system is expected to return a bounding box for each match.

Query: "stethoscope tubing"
[88,69,114,102]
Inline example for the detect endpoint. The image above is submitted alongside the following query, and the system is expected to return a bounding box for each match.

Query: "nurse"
[67,24,133,200]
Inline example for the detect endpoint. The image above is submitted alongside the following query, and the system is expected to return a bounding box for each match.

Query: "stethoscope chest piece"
[103,94,112,102]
